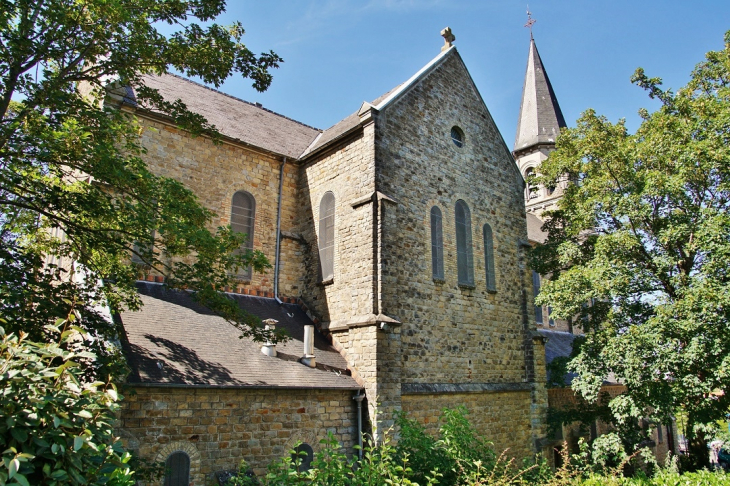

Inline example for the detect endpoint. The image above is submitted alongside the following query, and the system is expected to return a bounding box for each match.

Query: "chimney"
[260,319,278,357]
[301,325,316,368]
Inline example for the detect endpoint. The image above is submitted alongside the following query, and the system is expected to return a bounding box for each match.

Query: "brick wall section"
[118,387,357,484]
[401,391,534,459]
[136,116,306,299]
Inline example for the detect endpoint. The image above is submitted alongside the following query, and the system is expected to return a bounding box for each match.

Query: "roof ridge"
[158,72,323,133]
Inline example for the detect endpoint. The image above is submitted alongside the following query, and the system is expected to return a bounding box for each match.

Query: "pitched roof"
[135,74,321,159]
[120,282,360,390]
[538,329,620,385]
[527,212,548,244]
[300,47,456,158]
[514,39,567,153]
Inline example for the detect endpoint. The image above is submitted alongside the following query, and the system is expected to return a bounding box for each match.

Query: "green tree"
[532,31,730,469]
[0,0,286,378]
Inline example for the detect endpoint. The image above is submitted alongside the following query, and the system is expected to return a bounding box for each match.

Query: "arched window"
[164,451,190,486]
[430,206,444,280]
[483,223,496,291]
[231,191,256,280]
[291,443,314,472]
[319,192,335,281]
[532,271,543,325]
[525,168,538,200]
[455,200,474,286]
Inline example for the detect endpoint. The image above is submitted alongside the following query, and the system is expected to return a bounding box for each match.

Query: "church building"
[116,29,552,484]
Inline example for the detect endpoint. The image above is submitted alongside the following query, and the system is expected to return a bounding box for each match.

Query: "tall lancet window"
[430,206,444,280]
[532,271,544,325]
[483,223,496,291]
[455,200,474,286]
[319,192,335,281]
[231,190,255,280]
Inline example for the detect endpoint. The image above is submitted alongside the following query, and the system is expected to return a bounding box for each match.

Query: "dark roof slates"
[120,282,359,390]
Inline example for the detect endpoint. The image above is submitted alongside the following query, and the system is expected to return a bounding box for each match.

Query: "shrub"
[0,323,130,485]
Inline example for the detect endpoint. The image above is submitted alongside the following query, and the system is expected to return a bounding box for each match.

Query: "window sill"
[458,283,476,290]
[319,278,334,286]
[486,289,497,294]
[432,278,445,285]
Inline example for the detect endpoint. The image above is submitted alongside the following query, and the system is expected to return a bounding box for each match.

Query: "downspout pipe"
[353,390,365,460]
[274,158,286,304]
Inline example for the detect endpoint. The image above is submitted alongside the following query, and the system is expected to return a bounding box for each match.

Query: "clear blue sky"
[186,1,730,145]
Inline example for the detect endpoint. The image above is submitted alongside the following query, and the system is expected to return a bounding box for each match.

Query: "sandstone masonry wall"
[369,51,547,455]
[401,391,534,459]
[137,115,306,299]
[119,387,357,484]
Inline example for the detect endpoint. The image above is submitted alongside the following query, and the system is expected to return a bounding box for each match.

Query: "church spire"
[513,36,566,154]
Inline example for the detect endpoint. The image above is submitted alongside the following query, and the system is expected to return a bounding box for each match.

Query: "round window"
[451,126,464,148]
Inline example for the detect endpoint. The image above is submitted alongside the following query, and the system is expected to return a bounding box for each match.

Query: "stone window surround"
[318,191,336,283]
[455,199,474,286]
[155,441,201,485]
[231,190,256,281]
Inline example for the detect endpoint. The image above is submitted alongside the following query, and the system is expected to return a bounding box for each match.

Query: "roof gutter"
[274,157,286,304]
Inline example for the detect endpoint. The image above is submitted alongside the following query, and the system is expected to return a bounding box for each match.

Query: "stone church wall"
[119,387,357,484]
[136,115,306,299]
[370,51,547,455]
[401,390,534,459]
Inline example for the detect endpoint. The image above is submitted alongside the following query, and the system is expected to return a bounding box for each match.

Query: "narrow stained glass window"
[430,207,444,280]
[319,192,335,281]
[231,191,255,280]
[455,200,474,285]
[532,271,544,325]
[164,451,190,486]
[483,223,496,291]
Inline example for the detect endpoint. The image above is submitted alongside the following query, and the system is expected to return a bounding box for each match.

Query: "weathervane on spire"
[524,7,536,39]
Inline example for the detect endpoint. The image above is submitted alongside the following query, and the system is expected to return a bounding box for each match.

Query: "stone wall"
[370,50,547,453]
[296,124,377,325]
[401,390,534,459]
[118,387,358,484]
[136,115,305,299]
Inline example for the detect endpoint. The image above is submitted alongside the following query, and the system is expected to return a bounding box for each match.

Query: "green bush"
[0,324,132,485]
[232,407,730,485]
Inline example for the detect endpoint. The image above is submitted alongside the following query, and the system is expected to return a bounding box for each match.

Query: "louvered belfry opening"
[231,190,256,280]
[430,206,444,280]
[164,451,190,486]
[483,223,496,291]
[455,199,474,285]
[318,192,335,281]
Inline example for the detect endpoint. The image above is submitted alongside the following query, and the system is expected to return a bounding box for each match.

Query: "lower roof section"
[119,282,360,390]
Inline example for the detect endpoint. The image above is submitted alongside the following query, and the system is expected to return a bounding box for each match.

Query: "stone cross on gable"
[441,27,455,52]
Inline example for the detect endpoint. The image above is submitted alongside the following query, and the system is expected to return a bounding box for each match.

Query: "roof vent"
[261,318,278,357]
[301,325,316,368]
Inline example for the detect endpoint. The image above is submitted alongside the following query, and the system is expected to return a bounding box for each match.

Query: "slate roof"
[514,39,567,153]
[135,74,321,159]
[120,282,360,390]
[538,329,619,385]
[527,212,548,244]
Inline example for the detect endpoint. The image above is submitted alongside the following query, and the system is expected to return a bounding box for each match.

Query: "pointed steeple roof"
[514,38,566,153]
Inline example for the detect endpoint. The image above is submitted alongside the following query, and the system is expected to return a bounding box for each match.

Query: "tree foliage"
[532,30,730,467]
[0,0,287,379]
